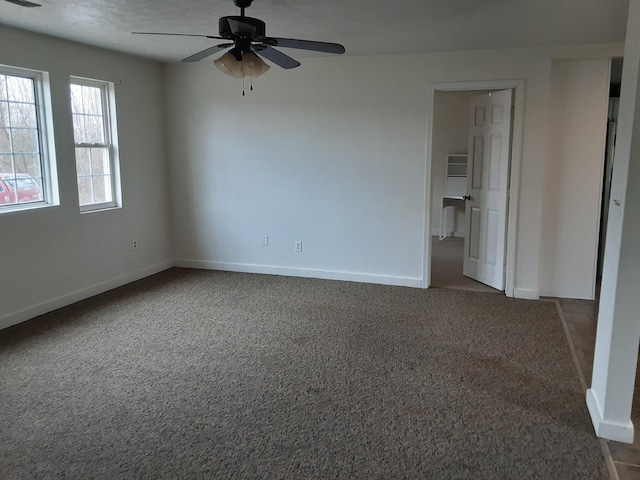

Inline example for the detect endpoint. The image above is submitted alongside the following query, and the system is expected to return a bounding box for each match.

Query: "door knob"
[463,195,471,201]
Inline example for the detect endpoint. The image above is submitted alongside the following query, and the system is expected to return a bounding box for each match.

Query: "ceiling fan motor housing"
[233,0,254,8]
[219,16,266,39]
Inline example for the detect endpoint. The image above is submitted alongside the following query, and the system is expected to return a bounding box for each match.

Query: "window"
[70,78,120,212]
[0,66,57,212]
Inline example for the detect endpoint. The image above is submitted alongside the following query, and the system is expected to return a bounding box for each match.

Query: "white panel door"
[463,89,513,290]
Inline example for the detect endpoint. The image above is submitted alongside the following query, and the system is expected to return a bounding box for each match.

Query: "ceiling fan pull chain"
[250,76,254,91]
[242,76,246,96]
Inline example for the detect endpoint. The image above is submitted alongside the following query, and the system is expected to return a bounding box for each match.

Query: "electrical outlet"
[132,239,138,250]
[295,241,302,253]
[262,235,269,246]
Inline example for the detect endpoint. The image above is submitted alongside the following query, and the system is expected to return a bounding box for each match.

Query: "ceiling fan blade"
[4,0,41,6]
[253,45,300,69]
[264,37,345,54]
[132,32,225,40]
[227,18,257,38]
[182,44,234,63]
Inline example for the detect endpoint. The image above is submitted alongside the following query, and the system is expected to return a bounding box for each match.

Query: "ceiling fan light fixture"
[240,52,270,77]
[214,51,244,78]
[214,51,270,79]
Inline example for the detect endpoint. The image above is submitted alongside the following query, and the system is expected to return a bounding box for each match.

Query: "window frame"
[0,64,59,214]
[70,76,121,213]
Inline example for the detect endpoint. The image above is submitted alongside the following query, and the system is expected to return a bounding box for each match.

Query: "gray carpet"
[0,269,608,479]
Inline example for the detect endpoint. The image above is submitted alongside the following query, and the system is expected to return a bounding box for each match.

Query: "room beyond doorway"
[430,236,500,293]
[423,79,525,297]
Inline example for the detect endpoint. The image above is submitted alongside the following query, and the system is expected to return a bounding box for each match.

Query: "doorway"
[429,90,501,293]
[422,80,525,297]
[597,57,623,284]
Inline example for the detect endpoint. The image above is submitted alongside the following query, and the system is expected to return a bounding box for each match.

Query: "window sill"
[0,202,58,216]
[80,204,121,214]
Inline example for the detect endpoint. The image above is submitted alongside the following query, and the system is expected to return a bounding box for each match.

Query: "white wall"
[167,58,428,286]
[0,26,173,328]
[166,43,622,295]
[539,59,611,299]
[431,91,484,238]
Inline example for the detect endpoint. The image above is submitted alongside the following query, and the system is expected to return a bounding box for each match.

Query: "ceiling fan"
[133,0,345,73]
[3,0,41,7]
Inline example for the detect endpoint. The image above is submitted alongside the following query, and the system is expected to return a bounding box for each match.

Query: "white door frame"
[422,79,526,297]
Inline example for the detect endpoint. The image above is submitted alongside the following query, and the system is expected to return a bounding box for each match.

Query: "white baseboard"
[587,388,635,443]
[0,260,174,331]
[174,259,423,288]
[513,288,540,300]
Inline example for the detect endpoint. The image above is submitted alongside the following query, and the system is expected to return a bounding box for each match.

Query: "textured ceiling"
[0,0,631,63]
